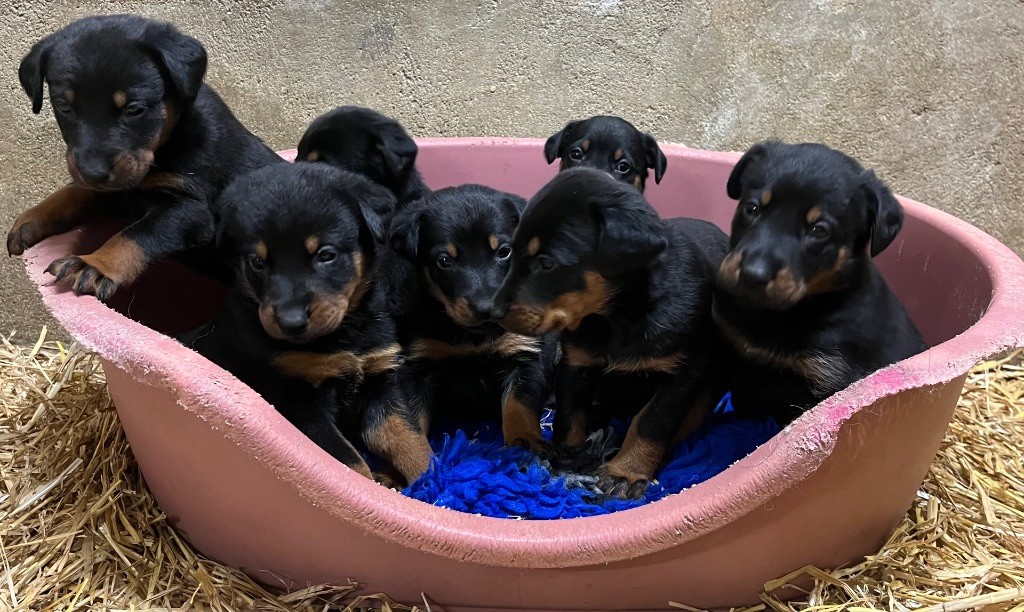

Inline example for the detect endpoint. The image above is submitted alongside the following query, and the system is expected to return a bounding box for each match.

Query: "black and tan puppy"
[297,106,429,207]
[544,115,667,192]
[491,168,729,498]
[383,185,557,456]
[181,163,430,485]
[714,141,927,425]
[7,15,283,300]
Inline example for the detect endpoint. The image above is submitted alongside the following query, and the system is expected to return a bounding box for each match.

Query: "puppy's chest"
[405,330,541,365]
[561,334,684,376]
[712,307,853,397]
[270,336,402,388]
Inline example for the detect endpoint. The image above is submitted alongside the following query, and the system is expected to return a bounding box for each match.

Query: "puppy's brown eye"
[569,148,583,160]
[247,254,266,272]
[743,202,760,218]
[53,99,72,113]
[123,102,146,117]
[436,253,454,269]
[316,246,337,263]
[615,161,632,174]
[496,245,512,260]
[536,255,555,271]
[808,223,830,240]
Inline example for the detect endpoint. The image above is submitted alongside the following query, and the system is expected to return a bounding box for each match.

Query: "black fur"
[715,140,928,424]
[180,163,415,482]
[8,14,283,300]
[544,115,667,192]
[382,185,558,456]
[297,105,429,207]
[491,168,729,498]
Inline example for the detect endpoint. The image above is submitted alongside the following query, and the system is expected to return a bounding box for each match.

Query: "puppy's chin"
[500,305,572,336]
[717,278,807,311]
[445,309,485,329]
[257,304,347,344]
[259,321,338,344]
[66,150,153,192]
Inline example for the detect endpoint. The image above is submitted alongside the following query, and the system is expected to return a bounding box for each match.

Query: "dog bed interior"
[406,403,779,518]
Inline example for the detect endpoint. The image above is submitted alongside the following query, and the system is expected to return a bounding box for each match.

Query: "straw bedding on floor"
[0,328,1021,612]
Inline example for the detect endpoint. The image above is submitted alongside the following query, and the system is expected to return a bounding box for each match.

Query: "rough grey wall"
[1,0,1021,339]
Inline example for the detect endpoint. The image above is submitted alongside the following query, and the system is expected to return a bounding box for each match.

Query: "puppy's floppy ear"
[141,23,207,102]
[642,132,667,184]
[213,199,238,252]
[726,143,769,200]
[500,194,526,226]
[377,127,419,181]
[19,35,57,114]
[543,120,580,164]
[861,169,904,257]
[386,203,423,260]
[355,183,398,245]
[593,185,668,276]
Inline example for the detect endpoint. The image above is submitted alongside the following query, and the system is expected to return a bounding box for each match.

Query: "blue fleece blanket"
[403,397,780,519]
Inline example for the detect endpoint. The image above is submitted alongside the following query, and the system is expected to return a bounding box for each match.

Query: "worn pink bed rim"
[21,138,1024,609]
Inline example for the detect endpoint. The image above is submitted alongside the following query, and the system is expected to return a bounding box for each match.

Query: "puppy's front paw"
[595,465,650,500]
[7,220,47,256]
[373,471,402,490]
[45,255,119,301]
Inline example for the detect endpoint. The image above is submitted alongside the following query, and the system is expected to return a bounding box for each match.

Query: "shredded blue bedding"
[403,397,780,519]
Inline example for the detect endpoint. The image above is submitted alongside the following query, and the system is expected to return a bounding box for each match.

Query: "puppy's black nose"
[488,304,509,321]
[74,156,112,183]
[469,300,495,321]
[739,257,775,287]
[275,306,309,336]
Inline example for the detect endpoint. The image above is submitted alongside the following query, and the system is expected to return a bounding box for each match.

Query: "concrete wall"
[1,1,1021,339]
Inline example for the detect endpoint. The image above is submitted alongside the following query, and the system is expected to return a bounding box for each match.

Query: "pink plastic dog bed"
[22,139,1024,611]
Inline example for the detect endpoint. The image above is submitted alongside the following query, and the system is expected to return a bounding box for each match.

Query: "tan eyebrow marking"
[526,236,540,256]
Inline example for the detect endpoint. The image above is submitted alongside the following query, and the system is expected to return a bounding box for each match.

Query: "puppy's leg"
[7,184,103,255]
[47,195,213,300]
[552,360,599,449]
[301,383,372,478]
[362,370,433,486]
[597,369,706,499]
[501,361,555,459]
[672,386,718,443]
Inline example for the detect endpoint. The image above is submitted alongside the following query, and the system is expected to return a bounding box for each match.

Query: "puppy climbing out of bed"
[714,141,928,425]
[543,115,667,192]
[383,185,557,458]
[180,163,430,485]
[7,15,283,300]
[490,168,729,498]
[297,106,430,208]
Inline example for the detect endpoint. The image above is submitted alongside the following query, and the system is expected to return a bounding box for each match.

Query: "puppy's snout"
[488,290,512,321]
[468,299,496,321]
[275,305,310,337]
[71,152,112,184]
[738,255,778,287]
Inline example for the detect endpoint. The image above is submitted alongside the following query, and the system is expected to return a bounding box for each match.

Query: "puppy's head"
[216,163,395,343]
[543,115,667,192]
[19,15,206,191]
[491,167,667,336]
[388,185,524,328]
[718,141,904,310]
[297,106,419,196]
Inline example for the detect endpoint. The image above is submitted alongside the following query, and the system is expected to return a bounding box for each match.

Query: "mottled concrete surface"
[1,0,1021,340]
